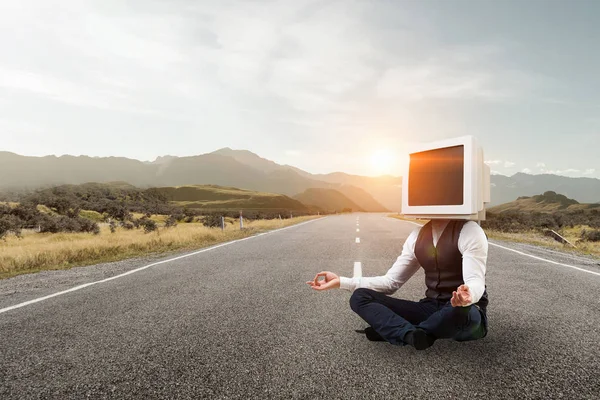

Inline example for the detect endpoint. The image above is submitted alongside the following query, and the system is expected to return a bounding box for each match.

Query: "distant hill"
[208,149,397,210]
[308,172,401,211]
[152,185,309,211]
[488,191,600,214]
[293,188,364,212]
[490,173,600,206]
[334,185,388,212]
[0,151,155,189]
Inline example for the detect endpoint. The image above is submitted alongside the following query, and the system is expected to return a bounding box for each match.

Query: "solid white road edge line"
[0,217,326,315]
[353,262,362,278]
[393,218,600,278]
[488,242,600,277]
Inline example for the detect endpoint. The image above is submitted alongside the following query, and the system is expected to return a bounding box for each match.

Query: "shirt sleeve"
[458,221,488,305]
[339,228,422,294]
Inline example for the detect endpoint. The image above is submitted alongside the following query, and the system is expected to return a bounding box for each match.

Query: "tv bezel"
[402,136,481,218]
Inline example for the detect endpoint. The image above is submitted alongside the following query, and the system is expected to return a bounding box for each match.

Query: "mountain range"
[0,150,598,208]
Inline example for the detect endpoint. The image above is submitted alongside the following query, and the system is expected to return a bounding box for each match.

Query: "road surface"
[1,214,599,399]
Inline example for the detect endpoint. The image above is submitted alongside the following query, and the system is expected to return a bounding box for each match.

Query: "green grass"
[79,209,104,222]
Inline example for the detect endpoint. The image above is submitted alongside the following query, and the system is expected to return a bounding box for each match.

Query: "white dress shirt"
[339,220,488,306]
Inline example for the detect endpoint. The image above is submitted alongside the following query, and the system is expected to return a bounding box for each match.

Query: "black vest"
[414,220,488,310]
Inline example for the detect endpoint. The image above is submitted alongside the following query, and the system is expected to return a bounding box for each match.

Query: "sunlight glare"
[370,149,395,175]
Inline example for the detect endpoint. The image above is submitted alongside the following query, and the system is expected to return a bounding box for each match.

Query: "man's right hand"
[306,271,340,291]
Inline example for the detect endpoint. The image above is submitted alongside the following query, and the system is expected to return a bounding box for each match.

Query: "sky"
[0,0,599,178]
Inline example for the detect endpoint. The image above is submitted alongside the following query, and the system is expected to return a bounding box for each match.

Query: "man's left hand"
[451,284,472,307]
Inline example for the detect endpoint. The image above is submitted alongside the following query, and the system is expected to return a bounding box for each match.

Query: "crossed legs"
[350,288,487,348]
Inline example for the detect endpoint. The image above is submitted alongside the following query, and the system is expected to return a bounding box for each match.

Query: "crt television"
[401,136,491,221]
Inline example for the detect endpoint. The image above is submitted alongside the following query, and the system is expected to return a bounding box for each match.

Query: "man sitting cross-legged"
[307,219,489,350]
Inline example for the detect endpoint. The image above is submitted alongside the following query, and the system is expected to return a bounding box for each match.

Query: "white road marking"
[0,217,326,315]
[356,237,360,243]
[356,228,360,232]
[489,242,600,277]
[353,262,362,278]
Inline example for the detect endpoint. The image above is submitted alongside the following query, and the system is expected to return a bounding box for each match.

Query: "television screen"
[408,145,464,206]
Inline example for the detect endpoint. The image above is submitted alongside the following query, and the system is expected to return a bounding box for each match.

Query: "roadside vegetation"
[0,216,319,279]
[482,192,600,257]
[388,191,600,258]
[0,182,322,278]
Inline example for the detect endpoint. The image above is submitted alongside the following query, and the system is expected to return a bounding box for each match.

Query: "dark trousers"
[350,288,488,346]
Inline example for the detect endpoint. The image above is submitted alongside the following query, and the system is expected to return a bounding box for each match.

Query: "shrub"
[0,214,22,239]
[138,217,158,233]
[200,215,223,228]
[581,229,600,242]
[121,222,135,230]
[165,215,177,228]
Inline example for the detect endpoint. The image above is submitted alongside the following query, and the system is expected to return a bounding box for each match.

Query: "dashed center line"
[356,228,360,232]
[356,237,360,243]
[353,262,362,278]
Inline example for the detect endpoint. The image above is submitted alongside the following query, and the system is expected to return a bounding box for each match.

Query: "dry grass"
[387,214,426,225]
[130,213,168,223]
[0,216,320,279]
[486,227,600,259]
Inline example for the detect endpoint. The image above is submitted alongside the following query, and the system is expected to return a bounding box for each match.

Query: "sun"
[369,149,395,175]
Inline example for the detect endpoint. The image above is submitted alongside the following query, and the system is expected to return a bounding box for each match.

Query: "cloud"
[583,168,596,175]
[521,168,532,173]
[374,43,534,102]
[536,162,546,168]
[485,160,516,168]
[540,168,582,175]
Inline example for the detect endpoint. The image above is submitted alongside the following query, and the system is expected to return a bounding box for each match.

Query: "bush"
[200,215,223,228]
[581,229,600,242]
[0,214,22,239]
[138,217,158,233]
[121,221,135,230]
[165,215,177,228]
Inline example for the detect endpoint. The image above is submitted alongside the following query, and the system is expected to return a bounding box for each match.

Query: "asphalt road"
[1,214,599,399]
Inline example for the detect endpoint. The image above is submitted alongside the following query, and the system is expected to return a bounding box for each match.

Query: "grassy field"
[153,184,308,211]
[0,216,320,279]
[387,215,600,258]
[486,227,600,258]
